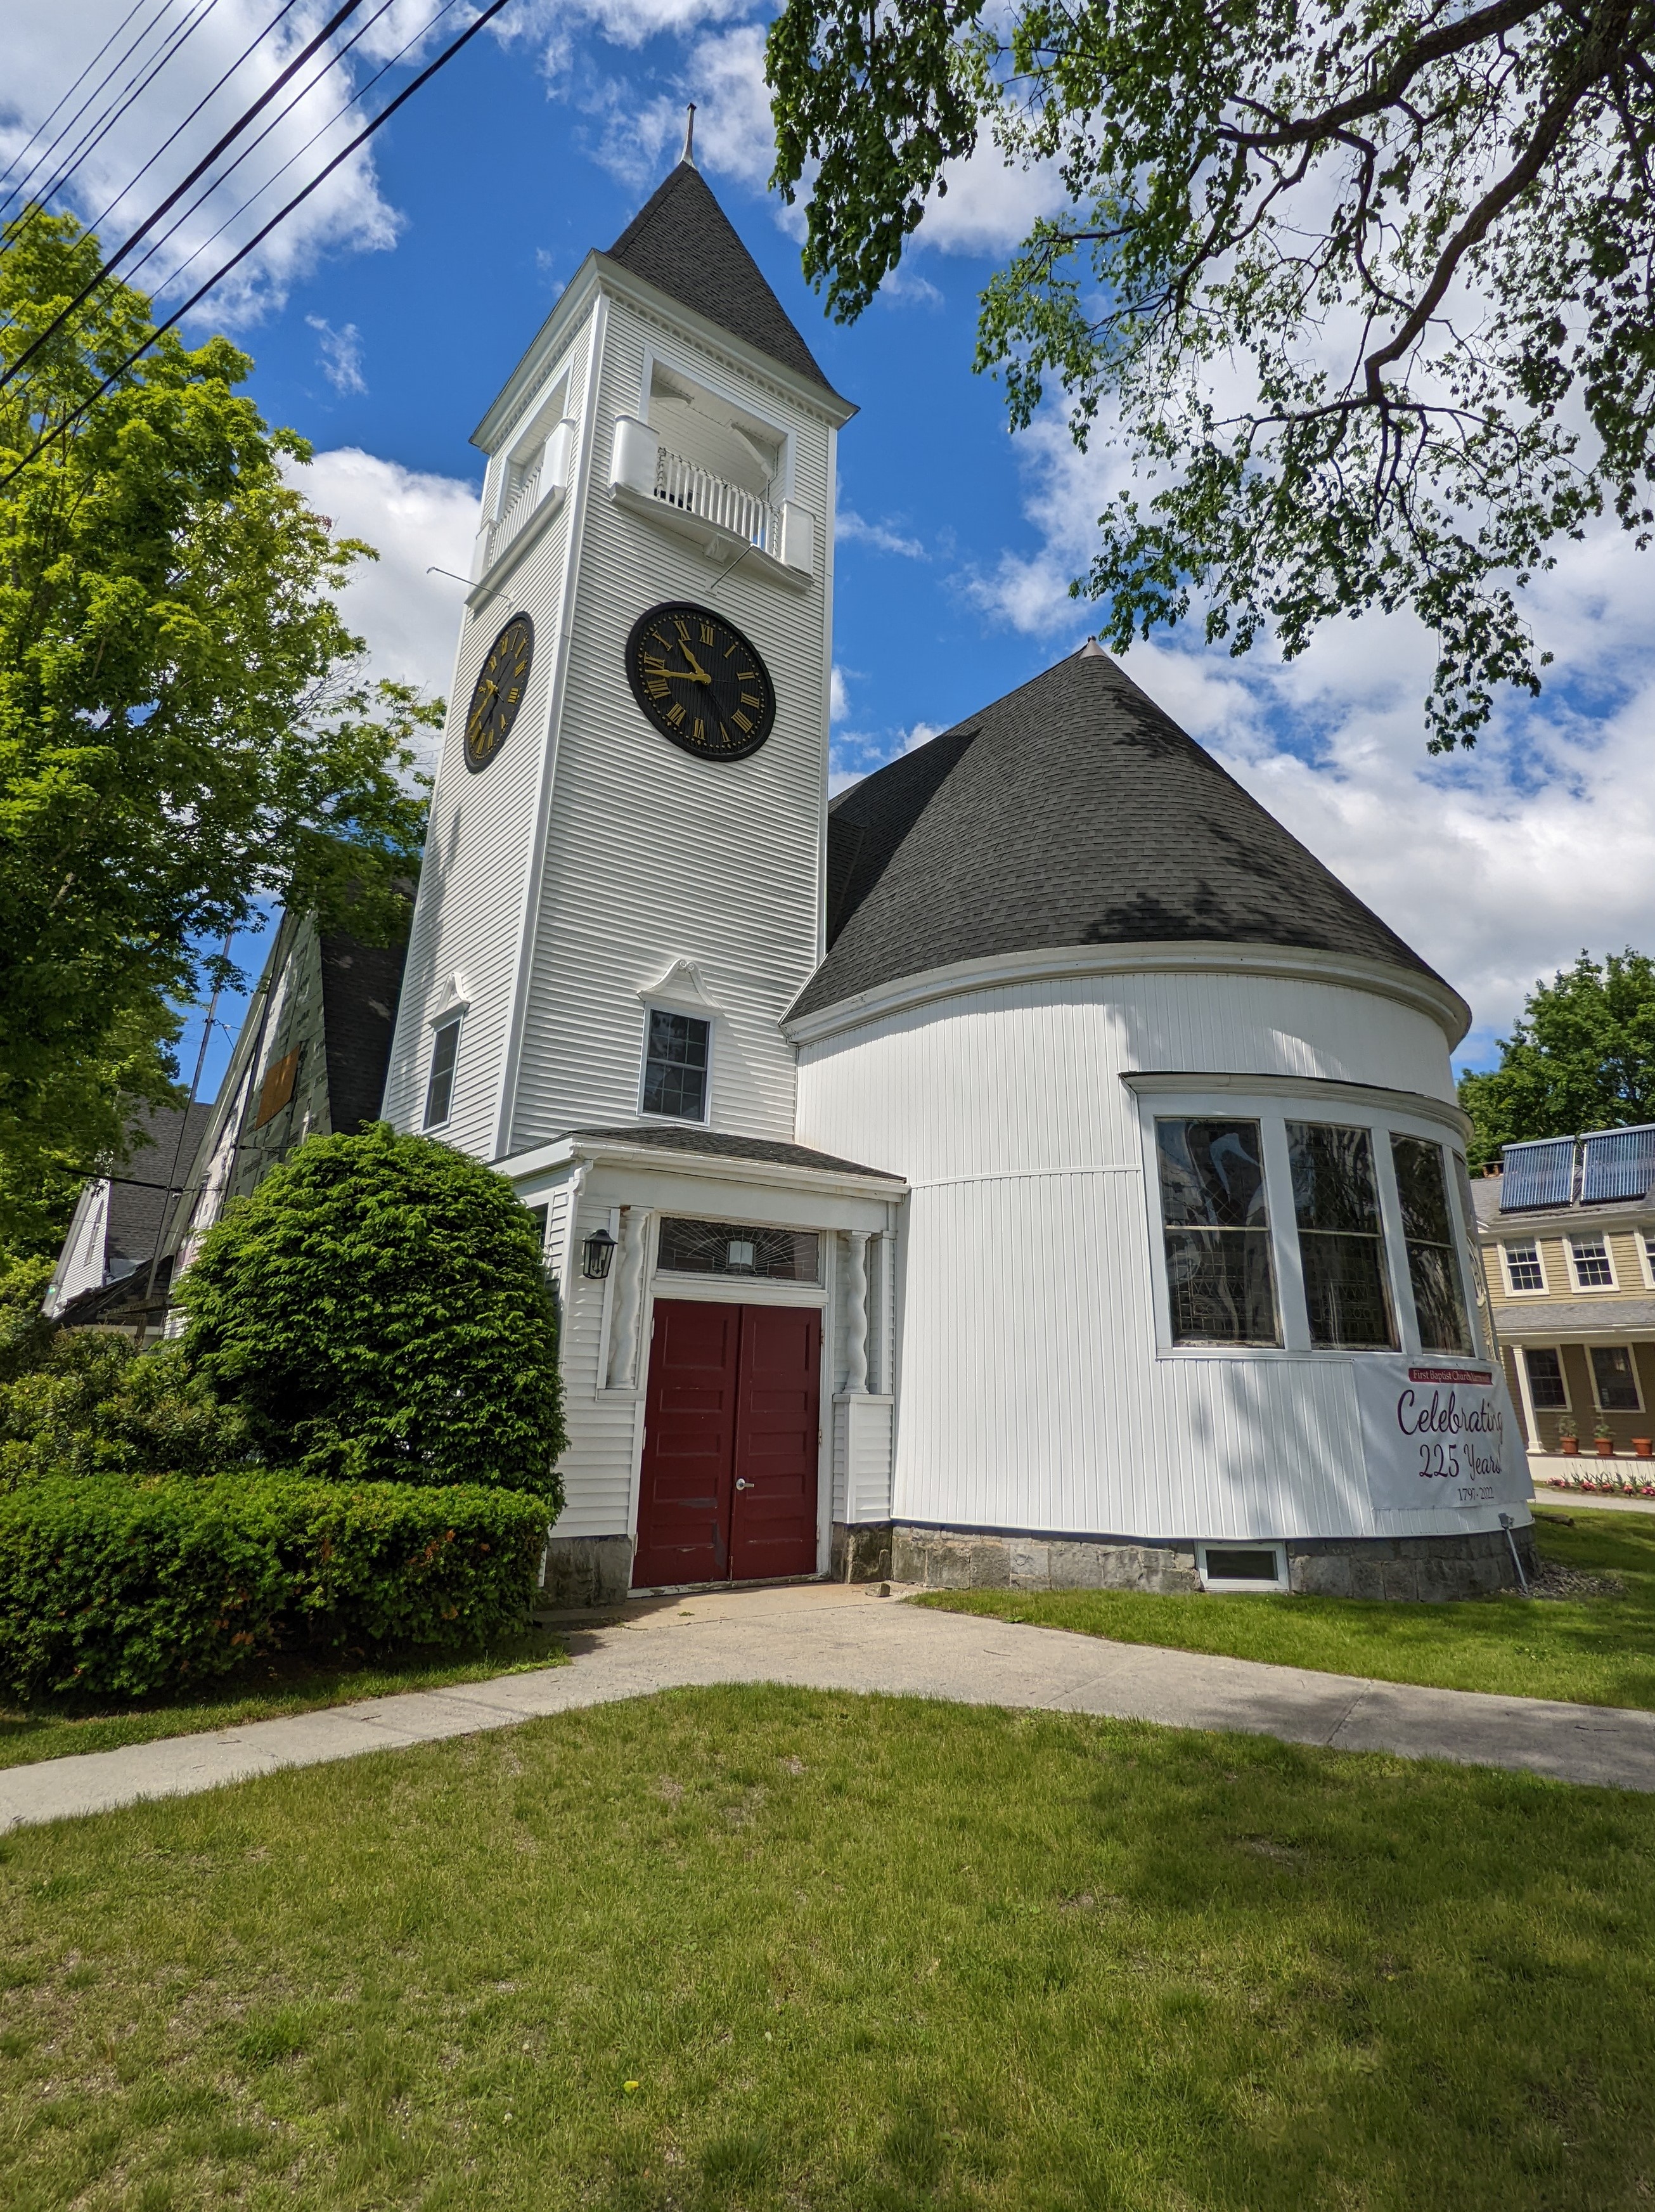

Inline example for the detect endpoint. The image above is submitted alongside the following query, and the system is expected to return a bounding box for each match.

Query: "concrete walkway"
[4,1581,1654,1835]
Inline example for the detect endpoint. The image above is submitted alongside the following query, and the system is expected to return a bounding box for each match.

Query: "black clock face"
[624,602,776,762]
[463,614,535,773]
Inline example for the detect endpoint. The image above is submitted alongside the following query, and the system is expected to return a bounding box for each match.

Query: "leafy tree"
[1459,952,1655,1167]
[768,0,1655,747]
[1,210,438,1252]
[176,1125,567,1500]
[0,1336,245,1491]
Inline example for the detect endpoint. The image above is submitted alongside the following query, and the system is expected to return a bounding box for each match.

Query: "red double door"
[633,1299,822,1588]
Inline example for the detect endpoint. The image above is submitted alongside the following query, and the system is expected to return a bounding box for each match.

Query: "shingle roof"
[569,1126,903,1181]
[1495,1297,1655,1337]
[604,162,838,395]
[791,645,1448,1021]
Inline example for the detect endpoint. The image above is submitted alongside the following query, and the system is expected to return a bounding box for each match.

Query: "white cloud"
[287,446,482,763]
[589,20,773,192]
[830,664,849,723]
[958,410,1655,1054]
[837,508,927,559]
[0,0,423,322]
[914,140,1067,259]
[306,314,367,394]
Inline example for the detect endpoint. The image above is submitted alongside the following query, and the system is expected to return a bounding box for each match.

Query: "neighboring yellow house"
[1471,1127,1655,1478]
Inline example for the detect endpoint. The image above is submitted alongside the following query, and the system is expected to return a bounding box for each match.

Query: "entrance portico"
[504,1127,905,1600]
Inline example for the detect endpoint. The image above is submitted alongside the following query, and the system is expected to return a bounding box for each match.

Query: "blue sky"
[8,0,1655,1103]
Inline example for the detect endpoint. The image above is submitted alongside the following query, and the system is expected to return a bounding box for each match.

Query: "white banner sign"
[1355,1359,1532,1514]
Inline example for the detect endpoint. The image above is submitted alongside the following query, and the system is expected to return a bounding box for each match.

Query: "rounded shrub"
[176,1123,566,1500]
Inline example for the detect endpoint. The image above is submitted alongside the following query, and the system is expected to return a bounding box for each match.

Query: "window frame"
[1588,1343,1644,1413]
[423,1013,463,1132]
[1196,1541,1289,1593]
[1567,1234,1620,1291]
[1521,1344,1571,1414]
[1639,1231,1655,1290]
[1133,1085,1487,1362]
[1500,1239,1549,1295]
[637,1000,714,1126]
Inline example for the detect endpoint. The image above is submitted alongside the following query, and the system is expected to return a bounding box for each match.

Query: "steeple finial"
[1078,637,1105,658]
[680,103,697,168]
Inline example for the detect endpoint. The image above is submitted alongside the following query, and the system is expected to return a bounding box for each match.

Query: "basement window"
[1197,1543,1287,1593]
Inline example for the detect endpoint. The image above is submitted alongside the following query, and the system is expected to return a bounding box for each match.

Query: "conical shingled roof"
[604,162,838,394]
[791,646,1451,1022]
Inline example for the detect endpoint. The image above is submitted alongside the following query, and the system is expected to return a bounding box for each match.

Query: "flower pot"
[1595,1435,1618,1458]
[1559,1437,1580,1456]
[1635,1439,1653,1458]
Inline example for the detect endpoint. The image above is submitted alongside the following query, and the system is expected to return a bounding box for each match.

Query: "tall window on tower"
[423,1016,461,1130]
[641,1009,710,1122]
[1155,1119,1281,1345]
[1389,1135,1474,1353]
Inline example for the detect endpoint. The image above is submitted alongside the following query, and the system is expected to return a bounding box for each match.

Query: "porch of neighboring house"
[1500,1317,1655,1480]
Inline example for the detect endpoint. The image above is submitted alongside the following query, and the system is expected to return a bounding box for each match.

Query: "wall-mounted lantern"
[581,1227,617,1280]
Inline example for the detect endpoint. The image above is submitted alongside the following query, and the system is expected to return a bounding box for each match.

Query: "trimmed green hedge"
[0,1475,551,1701]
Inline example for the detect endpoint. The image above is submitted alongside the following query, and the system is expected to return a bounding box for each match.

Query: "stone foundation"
[540,1534,633,1608]
[889,1522,1537,1602]
[832,1522,894,1583]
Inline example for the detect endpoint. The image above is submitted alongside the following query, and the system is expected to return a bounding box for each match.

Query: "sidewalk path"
[5,1581,1654,1834]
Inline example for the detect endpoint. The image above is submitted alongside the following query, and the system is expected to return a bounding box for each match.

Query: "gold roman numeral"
[732,709,753,733]
[645,679,669,700]
[693,718,705,742]
[666,702,686,727]
[740,693,761,709]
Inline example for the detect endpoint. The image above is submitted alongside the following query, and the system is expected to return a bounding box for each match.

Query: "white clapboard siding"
[797,960,1487,1545]
[381,319,595,1155]
[505,292,835,1151]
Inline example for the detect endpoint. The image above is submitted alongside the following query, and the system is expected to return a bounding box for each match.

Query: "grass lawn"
[917,1508,1655,1710]
[2,1686,1651,2211]
[0,1627,569,1773]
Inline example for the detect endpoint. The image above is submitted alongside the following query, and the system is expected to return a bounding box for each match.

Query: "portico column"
[606,1207,652,1390]
[844,1229,870,1395]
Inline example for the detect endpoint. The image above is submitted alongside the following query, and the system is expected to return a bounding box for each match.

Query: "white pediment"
[638,959,719,1015]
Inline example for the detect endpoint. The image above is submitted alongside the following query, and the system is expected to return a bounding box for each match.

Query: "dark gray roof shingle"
[569,1126,902,1180]
[790,645,1446,1021]
[604,162,839,395]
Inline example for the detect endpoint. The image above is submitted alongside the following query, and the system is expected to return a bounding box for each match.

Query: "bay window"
[1286,1122,1396,1349]
[1389,1135,1474,1354]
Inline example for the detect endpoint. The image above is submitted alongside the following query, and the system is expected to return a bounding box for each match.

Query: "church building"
[372,143,1533,1604]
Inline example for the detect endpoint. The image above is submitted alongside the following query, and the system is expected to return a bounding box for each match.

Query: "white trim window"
[1285,1120,1397,1349]
[423,1014,463,1130]
[1523,1345,1570,1411]
[1154,1117,1281,1346]
[1589,1343,1642,1412]
[1197,1542,1288,1592]
[1390,1135,1474,1354]
[1639,1231,1655,1290]
[1501,1239,1547,1294]
[640,1007,711,1123]
[1568,1234,1617,1290]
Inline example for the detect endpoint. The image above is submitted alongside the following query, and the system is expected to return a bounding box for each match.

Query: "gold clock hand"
[679,642,714,683]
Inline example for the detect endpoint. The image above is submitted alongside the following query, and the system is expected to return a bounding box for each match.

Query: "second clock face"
[624,602,776,762]
[464,614,534,774]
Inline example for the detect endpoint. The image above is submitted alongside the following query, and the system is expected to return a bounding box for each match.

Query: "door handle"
[735,1478,750,1491]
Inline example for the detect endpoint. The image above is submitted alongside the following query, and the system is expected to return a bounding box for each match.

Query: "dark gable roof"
[792,645,1445,1021]
[604,162,837,395]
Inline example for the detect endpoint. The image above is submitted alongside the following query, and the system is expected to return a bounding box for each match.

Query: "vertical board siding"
[506,297,832,1152]
[799,967,1484,1544]
[550,1193,643,1539]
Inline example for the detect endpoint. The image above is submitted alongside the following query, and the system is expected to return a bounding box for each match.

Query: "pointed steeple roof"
[792,645,1460,1026]
[603,161,837,394]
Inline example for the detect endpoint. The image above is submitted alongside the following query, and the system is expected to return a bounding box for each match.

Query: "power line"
[0,0,517,494]
[122,0,431,300]
[1,0,375,393]
[0,0,158,199]
[83,0,309,242]
[1,0,221,238]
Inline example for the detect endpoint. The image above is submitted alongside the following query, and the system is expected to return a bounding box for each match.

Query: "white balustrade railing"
[488,466,541,564]
[653,444,778,554]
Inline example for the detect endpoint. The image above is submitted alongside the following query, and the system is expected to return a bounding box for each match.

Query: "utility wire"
[83,0,309,243]
[1,0,375,392]
[1,0,221,238]
[0,0,517,494]
[0,0,175,223]
[0,0,158,198]
[122,0,432,300]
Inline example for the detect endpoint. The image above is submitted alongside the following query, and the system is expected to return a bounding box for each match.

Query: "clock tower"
[380,141,854,1166]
